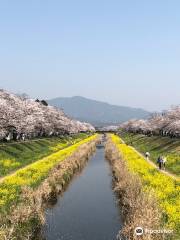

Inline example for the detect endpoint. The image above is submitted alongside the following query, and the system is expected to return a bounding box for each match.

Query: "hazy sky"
[0,0,179,111]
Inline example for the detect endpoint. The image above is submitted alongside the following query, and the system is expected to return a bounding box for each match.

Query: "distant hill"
[48,96,150,127]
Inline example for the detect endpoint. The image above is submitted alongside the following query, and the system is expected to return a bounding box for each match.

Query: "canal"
[43,144,122,240]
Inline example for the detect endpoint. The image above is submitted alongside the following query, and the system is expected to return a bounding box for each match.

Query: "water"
[43,145,122,240]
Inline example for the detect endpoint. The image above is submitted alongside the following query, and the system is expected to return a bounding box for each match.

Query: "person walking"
[162,156,167,170]
[157,156,163,170]
[145,152,150,160]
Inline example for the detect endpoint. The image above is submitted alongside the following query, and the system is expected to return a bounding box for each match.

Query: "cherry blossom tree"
[119,106,180,137]
[0,89,95,141]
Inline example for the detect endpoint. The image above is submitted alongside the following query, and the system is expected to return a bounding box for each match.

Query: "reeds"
[105,136,163,240]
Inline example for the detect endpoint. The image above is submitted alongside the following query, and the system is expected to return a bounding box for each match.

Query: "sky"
[0,0,179,111]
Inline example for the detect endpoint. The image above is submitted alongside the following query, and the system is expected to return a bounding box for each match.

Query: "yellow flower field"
[111,134,180,234]
[0,134,97,212]
[0,133,89,177]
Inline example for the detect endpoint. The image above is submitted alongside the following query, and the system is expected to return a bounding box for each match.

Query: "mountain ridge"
[48,96,150,127]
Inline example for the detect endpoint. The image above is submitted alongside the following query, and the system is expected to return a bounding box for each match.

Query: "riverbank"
[0,133,89,177]
[43,141,122,240]
[0,135,99,240]
[105,134,179,240]
[120,132,180,176]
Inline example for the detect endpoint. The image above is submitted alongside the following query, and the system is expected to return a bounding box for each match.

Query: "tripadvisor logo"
[134,227,174,236]
[135,227,144,236]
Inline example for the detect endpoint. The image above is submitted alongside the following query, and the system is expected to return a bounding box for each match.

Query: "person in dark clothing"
[157,156,163,170]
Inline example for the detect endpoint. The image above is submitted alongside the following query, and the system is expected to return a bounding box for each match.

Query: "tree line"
[0,89,95,141]
[120,106,180,138]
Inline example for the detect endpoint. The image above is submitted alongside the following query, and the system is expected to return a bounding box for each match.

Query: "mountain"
[48,96,150,127]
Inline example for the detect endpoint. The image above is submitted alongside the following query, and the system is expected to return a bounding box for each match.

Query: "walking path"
[121,139,180,181]
[130,146,179,181]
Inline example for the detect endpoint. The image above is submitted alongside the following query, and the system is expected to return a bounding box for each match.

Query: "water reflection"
[43,146,122,240]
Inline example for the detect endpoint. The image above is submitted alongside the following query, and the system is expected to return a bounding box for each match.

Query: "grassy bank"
[108,134,179,240]
[0,134,98,239]
[0,133,88,177]
[0,134,97,212]
[120,132,180,176]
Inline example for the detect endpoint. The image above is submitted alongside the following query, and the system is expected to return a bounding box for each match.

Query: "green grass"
[0,133,89,177]
[0,134,97,213]
[120,132,180,177]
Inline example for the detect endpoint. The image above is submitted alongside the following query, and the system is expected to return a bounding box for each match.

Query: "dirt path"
[130,146,179,181]
[121,139,180,181]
